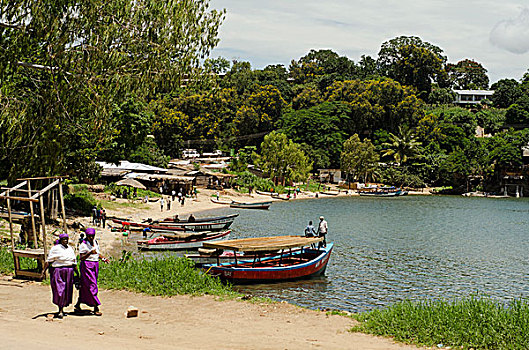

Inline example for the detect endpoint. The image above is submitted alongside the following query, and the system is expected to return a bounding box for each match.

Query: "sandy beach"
[0,187,427,349]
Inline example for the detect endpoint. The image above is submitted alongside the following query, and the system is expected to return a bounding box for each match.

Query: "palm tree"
[381,126,422,165]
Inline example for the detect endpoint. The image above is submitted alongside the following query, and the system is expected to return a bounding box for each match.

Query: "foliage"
[255,132,312,185]
[0,0,224,181]
[381,126,422,165]
[446,59,489,89]
[340,134,379,182]
[234,171,274,192]
[99,254,238,296]
[64,184,98,215]
[377,36,448,101]
[352,296,529,349]
[491,79,523,108]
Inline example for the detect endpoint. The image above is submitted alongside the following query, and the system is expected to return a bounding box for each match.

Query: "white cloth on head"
[79,239,100,262]
[47,244,77,267]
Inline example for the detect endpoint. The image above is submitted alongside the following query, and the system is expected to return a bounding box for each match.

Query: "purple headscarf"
[59,233,69,239]
[85,228,96,236]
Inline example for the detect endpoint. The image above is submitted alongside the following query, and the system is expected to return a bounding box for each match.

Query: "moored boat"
[319,191,340,196]
[137,230,231,251]
[229,201,272,210]
[211,198,233,205]
[202,236,332,284]
[358,187,403,197]
[112,218,232,232]
[162,213,239,223]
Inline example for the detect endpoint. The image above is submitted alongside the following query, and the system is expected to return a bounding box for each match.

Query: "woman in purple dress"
[42,233,78,319]
[74,228,108,316]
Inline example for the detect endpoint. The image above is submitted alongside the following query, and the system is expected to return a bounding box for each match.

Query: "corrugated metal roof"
[96,161,167,172]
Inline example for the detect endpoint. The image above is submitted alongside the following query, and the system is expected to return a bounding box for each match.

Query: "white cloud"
[490,8,529,54]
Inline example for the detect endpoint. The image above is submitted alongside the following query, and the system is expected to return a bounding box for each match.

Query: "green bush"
[235,171,275,192]
[99,255,239,297]
[353,296,529,349]
[64,184,97,215]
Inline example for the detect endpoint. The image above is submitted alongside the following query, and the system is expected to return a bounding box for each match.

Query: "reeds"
[352,296,529,349]
[98,255,238,297]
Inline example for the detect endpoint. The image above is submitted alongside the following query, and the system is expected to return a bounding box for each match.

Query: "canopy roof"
[203,235,323,252]
[115,178,146,189]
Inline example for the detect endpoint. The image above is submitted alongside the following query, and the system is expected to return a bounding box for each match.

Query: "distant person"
[75,228,108,316]
[142,227,151,238]
[317,216,328,248]
[160,197,165,212]
[181,195,185,206]
[178,191,182,203]
[91,205,98,225]
[101,208,107,228]
[173,214,180,222]
[172,190,176,201]
[42,233,78,319]
[188,214,196,222]
[216,191,220,200]
[159,186,163,194]
[167,197,171,211]
[194,187,198,198]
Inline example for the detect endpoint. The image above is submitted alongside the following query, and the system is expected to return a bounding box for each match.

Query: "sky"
[209,0,529,84]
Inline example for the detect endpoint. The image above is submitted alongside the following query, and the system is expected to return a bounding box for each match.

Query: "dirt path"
[0,279,423,350]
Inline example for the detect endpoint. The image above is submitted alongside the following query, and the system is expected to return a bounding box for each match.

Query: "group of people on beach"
[42,228,108,319]
[91,205,107,228]
[304,216,328,248]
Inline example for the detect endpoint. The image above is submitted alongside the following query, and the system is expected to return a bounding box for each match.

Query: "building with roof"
[453,90,494,105]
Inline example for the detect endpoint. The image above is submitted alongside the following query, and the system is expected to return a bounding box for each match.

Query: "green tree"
[377,36,448,101]
[446,59,489,89]
[0,0,224,181]
[381,126,422,165]
[256,132,312,185]
[340,134,379,183]
[490,79,523,108]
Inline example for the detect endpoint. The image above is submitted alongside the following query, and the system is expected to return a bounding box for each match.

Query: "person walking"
[42,233,78,319]
[317,216,328,248]
[167,197,171,211]
[171,190,176,202]
[181,194,185,206]
[160,197,165,212]
[74,228,108,316]
[91,205,98,225]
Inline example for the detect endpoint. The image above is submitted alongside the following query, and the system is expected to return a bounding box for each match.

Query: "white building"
[453,90,494,105]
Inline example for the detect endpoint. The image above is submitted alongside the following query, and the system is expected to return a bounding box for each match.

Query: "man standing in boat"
[317,216,328,248]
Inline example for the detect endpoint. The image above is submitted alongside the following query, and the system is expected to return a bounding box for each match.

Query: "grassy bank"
[352,296,529,349]
[98,254,239,297]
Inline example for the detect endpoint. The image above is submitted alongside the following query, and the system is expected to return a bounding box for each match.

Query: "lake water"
[192,195,529,312]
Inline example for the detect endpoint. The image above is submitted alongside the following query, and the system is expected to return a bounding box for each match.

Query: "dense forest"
[2,1,529,192]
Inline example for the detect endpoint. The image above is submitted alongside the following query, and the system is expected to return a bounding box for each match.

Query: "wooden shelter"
[0,176,68,280]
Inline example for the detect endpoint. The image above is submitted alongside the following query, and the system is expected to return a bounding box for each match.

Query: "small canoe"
[230,201,272,210]
[319,191,340,196]
[271,194,290,201]
[255,190,278,196]
[137,230,231,251]
[202,236,332,284]
[358,189,402,197]
[112,219,185,231]
[154,220,235,232]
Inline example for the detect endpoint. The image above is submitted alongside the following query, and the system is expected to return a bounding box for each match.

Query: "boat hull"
[205,243,333,284]
[162,213,239,224]
[137,230,231,251]
[229,201,272,210]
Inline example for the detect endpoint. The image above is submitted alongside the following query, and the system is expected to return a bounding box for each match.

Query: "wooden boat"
[358,187,402,197]
[137,230,231,251]
[319,191,340,196]
[202,236,332,284]
[112,218,232,232]
[162,213,239,223]
[185,247,302,267]
[255,190,278,196]
[271,194,290,201]
[211,198,233,205]
[229,201,272,210]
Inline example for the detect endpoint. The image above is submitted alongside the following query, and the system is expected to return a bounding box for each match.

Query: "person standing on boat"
[75,228,108,316]
[317,216,328,248]
[42,233,78,319]
[304,221,316,237]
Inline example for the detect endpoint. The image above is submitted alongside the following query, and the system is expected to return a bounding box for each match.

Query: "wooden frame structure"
[0,176,68,280]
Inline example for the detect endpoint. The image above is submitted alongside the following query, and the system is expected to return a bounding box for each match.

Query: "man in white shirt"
[42,233,78,318]
[317,216,328,248]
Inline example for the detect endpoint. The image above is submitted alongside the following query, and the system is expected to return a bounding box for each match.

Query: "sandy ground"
[0,277,423,350]
[0,187,430,349]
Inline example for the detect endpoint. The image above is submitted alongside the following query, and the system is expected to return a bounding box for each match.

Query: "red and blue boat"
[202,236,332,284]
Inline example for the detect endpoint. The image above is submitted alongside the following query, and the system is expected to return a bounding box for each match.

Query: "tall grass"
[99,254,239,297]
[0,246,39,274]
[352,296,529,349]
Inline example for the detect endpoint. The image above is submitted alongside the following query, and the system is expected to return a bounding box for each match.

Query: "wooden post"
[27,181,38,248]
[58,180,67,234]
[7,197,15,252]
[39,197,48,256]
